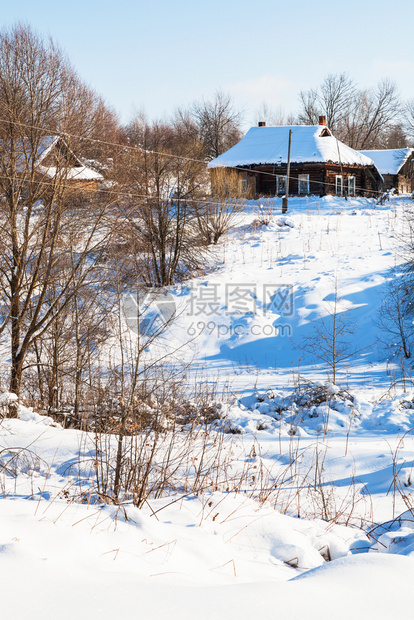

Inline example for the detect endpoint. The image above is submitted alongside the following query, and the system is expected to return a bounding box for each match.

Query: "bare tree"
[377,277,414,360]
[298,73,356,132]
[299,283,361,385]
[0,24,113,413]
[320,73,357,132]
[376,210,414,365]
[80,98,120,163]
[194,167,245,244]
[189,90,243,160]
[194,197,244,245]
[298,73,401,149]
[403,99,414,144]
[27,261,111,419]
[378,124,409,149]
[344,79,401,149]
[298,88,320,126]
[118,115,207,286]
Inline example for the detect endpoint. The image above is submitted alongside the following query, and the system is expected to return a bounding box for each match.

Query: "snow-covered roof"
[6,135,103,181]
[359,148,413,175]
[36,136,104,181]
[37,164,104,181]
[34,136,59,164]
[208,125,376,169]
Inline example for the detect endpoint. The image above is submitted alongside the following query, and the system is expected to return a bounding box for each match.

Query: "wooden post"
[282,130,292,214]
[336,138,346,199]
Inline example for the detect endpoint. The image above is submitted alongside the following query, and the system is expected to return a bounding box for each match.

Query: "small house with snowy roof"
[208,117,382,199]
[359,148,413,195]
[33,136,104,188]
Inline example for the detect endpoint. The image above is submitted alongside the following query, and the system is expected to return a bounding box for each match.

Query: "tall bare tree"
[188,90,243,161]
[118,114,207,286]
[298,73,401,149]
[0,24,114,412]
[298,73,356,132]
[378,123,408,149]
[404,99,414,145]
[344,79,401,149]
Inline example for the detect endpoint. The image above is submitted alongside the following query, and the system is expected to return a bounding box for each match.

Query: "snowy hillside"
[168,195,405,391]
[2,195,414,619]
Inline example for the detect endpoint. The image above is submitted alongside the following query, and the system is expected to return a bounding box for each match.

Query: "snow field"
[2,196,414,618]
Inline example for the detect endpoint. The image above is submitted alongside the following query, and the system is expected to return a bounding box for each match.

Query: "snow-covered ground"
[2,196,414,619]
[169,195,404,389]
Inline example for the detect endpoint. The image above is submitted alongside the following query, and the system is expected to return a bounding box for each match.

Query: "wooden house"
[34,136,104,190]
[208,117,382,199]
[359,148,413,194]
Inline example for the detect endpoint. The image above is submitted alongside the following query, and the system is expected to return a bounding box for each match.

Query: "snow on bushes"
[222,381,360,436]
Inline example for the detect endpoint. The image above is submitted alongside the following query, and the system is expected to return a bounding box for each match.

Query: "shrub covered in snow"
[222,381,360,435]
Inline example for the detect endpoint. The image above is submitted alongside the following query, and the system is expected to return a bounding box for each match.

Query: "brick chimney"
[319,115,327,126]
[258,121,266,127]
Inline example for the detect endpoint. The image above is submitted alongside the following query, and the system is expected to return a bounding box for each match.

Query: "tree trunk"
[9,342,23,418]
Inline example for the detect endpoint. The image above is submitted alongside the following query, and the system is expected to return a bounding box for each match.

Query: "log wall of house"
[380,159,413,194]
[253,164,326,197]
[381,175,394,192]
[210,162,381,199]
[384,173,412,195]
[397,159,413,194]
[325,165,379,197]
[397,174,412,194]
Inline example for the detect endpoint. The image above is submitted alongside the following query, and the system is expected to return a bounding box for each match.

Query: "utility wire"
[0,117,386,197]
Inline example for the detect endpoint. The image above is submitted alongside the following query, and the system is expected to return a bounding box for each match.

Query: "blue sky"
[2,0,413,127]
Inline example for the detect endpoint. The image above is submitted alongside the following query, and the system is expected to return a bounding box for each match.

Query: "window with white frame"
[241,179,248,194]
[277,175,286,195]
[335,175,343,196]
[298,174,309,195]
[348,176,356,196]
